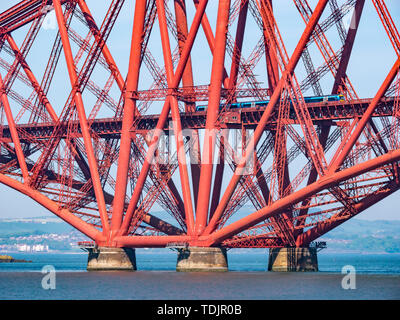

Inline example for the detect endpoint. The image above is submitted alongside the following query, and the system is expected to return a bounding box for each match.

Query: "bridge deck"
[0,97,395,140]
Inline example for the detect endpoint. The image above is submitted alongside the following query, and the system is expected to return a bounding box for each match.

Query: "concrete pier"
[176,247,228,272]
[268,247,318,272]
[86,247,136,271]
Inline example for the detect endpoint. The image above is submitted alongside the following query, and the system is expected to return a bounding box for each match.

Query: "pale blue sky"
[0,0,399,221]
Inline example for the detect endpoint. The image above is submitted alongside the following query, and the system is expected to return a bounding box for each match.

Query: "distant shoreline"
[0,254,32,263]
[1,217,399,253]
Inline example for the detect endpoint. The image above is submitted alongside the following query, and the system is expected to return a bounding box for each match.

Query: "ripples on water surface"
[0,251,399,299]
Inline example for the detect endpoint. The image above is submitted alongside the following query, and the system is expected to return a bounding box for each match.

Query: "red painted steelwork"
[0,0,398,248]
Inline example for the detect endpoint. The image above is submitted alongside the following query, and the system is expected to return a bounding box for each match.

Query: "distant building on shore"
[17,244,49,252]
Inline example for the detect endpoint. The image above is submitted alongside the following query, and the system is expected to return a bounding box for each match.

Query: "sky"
[0,0,399,221]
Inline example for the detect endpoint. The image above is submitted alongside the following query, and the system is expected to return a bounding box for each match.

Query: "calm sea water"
[0,250,399,299]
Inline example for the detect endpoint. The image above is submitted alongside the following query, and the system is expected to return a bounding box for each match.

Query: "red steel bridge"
[0,0,399,252]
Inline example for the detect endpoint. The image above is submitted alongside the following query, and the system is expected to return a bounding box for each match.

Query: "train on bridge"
[195,94,345,112]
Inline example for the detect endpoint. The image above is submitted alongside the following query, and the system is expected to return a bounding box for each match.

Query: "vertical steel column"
[260,1,290,206]
[254,155,271,202]
[53,0,110,234]
[192,0,230,88]
[174,0,195,112]
[80,0,187,222]
[174,0,201,208]
[195,0,231,235]
[332,0,365,94]
[210,0,248,216]
[119,0,209,236]
[209,130,228,216]
[156,0,195,235]
[111,0,146,234]
[263,0,279,91]
[228,0,248,90]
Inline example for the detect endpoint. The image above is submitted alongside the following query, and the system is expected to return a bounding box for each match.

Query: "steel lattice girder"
[0,0,398,248]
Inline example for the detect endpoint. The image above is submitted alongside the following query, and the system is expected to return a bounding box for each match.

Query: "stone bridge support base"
[268,247,318,272]
[86,247,136,271]
[176,247,228,272]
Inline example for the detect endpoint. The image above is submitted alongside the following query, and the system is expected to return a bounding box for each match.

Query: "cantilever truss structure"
[0,0,399,248]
